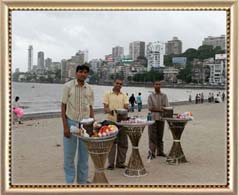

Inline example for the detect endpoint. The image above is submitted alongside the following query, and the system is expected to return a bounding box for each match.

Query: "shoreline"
[22,100,204,121]
[13,81,226,90]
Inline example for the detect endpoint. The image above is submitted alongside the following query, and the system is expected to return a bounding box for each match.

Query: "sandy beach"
[11,102,227,185]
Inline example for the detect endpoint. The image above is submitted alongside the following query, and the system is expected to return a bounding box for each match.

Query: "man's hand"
[64,126,71,138]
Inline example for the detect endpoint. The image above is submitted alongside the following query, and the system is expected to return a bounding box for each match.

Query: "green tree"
[197,45,214,60]
[164,55,173,66]
[177,63,192,83]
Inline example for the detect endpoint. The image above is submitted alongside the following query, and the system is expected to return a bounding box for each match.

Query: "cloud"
[11,10,226,72]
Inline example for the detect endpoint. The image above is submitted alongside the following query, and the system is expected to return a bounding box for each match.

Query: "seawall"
[21,100,200,121]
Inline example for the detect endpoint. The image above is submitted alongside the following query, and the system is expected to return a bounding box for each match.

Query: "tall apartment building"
[165,37,182,55]
[129,41,145,61]
[146,41,165,71]
[37,51,45,70]
[202,35,226,50]
[28,45,33,72]
[112,46,124,62]
[45,58,52,70]
[73,50,88,64]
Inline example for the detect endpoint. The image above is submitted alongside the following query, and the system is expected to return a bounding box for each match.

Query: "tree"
[197,45,214,60]
[183,48,198,62]
[164,55,173,66]
[177,63,192,83]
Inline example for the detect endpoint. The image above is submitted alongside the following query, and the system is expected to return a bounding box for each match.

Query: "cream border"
[0,0,238,195]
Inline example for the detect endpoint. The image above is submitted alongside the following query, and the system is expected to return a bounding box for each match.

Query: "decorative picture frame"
[0,0,238,195]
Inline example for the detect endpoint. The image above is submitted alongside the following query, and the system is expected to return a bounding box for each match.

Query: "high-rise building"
[202,35,226,50]
[165,37,182,55]
[28,45,33,72]
[45,58,52,70]
[129,41,145,61]
[112,46,124,62]
[37,51,45,70]
[72,50,88,64]
[147,41,165,71]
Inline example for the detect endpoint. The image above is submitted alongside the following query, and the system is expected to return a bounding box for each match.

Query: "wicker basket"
[80,136,116,183]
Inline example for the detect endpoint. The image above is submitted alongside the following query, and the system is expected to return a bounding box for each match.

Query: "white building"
[207,54,226,85]
[163,67,179,83]
[146,41,165,71]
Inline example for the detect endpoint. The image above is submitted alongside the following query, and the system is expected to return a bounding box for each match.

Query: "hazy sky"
[12,11,226,72]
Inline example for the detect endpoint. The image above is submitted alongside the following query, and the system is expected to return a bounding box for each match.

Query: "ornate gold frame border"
[0,0,238,195]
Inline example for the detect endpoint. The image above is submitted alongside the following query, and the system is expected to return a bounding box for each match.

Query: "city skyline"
[12,10,226,72]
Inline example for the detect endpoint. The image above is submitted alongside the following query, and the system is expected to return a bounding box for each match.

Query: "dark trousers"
[148,120,165,155]
[108,127,128,166]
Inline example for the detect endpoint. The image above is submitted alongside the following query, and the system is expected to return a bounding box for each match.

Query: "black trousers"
[148,120,165,155]
[108,126,128,166]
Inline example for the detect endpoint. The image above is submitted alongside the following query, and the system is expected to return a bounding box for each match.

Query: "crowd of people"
[189,92,225,104]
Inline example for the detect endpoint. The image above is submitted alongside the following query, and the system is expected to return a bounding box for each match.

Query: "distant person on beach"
[136,92,142,112]
[222,92,225,102]
[12,96,24,124]
[129,93,136,112]
[189,94,192,102]
[214,93,222,103]
[147,80,169,160]
[201,93,204,103]
[103,77,129,170]
[208,93,211,103]
[61,64,94,184]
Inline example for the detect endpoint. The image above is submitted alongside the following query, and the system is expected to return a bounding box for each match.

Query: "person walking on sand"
[13,96,24,124]
[103,77,129,170]
[136,92,143,112]
[147,80,169,159]
[222,92,225,102]
[61,64,94,184]
[129,93,136,112]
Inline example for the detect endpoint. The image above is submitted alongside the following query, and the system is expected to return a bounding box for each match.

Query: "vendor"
[103,77,129,170]
[147,80,169,159]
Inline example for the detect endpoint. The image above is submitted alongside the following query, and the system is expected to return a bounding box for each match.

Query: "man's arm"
[89,105,94,118]
[61,103,70,138]
[123,104,129,110]
[103,103,114,115]
[148,95,163,112]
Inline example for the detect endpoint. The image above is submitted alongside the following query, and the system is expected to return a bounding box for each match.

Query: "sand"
[11,102,227,185]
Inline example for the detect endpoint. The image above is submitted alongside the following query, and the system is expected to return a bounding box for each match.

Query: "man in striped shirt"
[61,64,94,184]
[147,80,169,159]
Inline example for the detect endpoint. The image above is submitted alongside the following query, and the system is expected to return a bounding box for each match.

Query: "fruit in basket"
[108,125,118,131]
[96,125,118,137]
[93,121,102,129]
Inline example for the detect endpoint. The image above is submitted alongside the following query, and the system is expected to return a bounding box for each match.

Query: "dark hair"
[114,77,124,82]
[138,92,141,95]
[76,63,90,73]
[154,80,163,84]
[15,96,19,101]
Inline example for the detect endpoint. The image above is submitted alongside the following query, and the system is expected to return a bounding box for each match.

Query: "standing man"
[103,77,129,170]
[147,80,169,159]
[129,93,136,112]
[61,64,94,184]
[136,92,142,112]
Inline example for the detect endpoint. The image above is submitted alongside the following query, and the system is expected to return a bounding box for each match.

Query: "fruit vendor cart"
[72,118,118,184]
[163,117,191,165]
[116,119,154,177]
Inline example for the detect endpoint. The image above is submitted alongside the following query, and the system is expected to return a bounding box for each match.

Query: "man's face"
[113,79,123,90]
[76,69,89,81]
[154,81,161,91]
